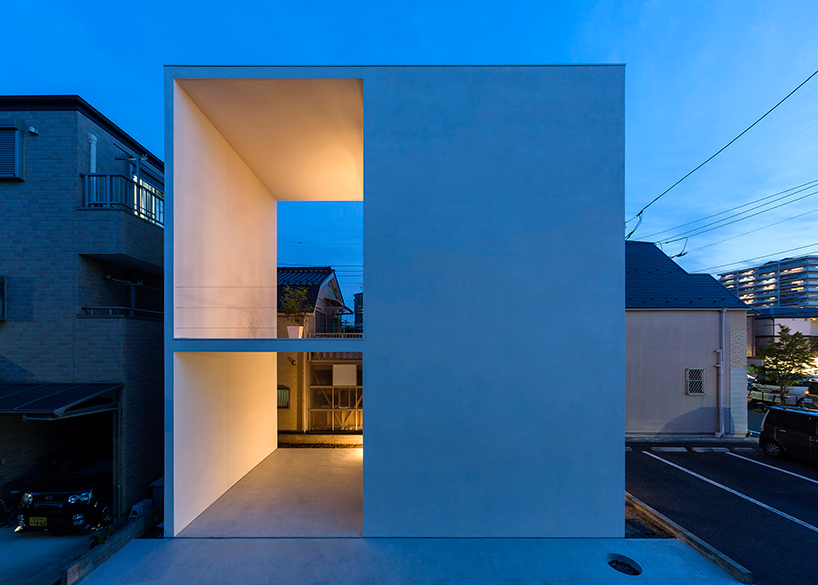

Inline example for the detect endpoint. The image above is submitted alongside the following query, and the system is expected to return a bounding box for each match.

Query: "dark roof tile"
[626,241,747,310]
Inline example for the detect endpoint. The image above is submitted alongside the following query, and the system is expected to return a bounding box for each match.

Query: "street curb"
[625,492,753,584]
[625,436,757,443]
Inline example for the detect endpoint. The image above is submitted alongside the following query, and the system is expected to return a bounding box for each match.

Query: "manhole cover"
[607,553,642,576]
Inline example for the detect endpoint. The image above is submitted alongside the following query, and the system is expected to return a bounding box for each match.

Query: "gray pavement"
[78,448,742,584]
[0,527,88,585]
[81,536,742,585]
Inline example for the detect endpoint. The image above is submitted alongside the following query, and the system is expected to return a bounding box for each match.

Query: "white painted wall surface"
[173,84,278,339]
[728,313,748,436]
[362,66,625,537]
[626,310,746,436]
[626,311,719,434]
[171,352,277,535]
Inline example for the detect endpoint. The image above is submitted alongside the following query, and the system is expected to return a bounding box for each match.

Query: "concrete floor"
[179,448,363,538]
[80,449,743,584]
[80,537,742,584]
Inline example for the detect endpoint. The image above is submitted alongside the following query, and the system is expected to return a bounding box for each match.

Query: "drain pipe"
[715,308,727,437]
[89,134,97,173]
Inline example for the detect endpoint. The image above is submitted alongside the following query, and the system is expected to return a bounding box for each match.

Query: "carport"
[0,383,120,420]
[0,383,121,518]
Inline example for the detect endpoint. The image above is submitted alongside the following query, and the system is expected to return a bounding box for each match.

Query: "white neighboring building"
[626,242,748,437]
[164,66,625,538]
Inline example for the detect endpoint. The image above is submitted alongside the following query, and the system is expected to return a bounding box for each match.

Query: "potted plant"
[280,285,310,338]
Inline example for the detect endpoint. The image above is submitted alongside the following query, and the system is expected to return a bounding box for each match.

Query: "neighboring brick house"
[276,267,361,443]
[626,241,748,437]
[0,96,164,523]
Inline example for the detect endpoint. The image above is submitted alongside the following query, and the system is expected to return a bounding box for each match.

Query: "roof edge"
[0,95,163,170]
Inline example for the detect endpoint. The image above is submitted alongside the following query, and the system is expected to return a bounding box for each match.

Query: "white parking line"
[643,451,818,534]
[726,452,818,486]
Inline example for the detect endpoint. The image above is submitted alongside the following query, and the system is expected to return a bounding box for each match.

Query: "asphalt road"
[627,442,818,585]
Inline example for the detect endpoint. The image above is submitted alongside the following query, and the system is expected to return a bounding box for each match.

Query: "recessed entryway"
[177,449,362,538]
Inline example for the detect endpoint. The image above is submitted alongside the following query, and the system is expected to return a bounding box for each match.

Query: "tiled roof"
[277,267,335,311]
[626,241,747,310]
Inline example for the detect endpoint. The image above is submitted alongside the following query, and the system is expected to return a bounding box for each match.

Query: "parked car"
[16,451,113,532]
[759,406,818,461]
[748,378,809,406]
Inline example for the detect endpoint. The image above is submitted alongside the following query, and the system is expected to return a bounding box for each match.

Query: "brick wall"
[0,416,48,489]
[0,102,165,520]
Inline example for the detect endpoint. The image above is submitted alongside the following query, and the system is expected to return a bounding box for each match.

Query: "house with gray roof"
[275,266,360,443]
[626,241,748,436]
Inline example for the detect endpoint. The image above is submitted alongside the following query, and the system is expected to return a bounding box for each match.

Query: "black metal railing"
[80,306,163,321]
[82,174,164,227]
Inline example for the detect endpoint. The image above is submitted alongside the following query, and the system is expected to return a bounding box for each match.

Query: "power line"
[657,186,818,244]
[640,178,818,240]
[280,239,362,246]
[694,242,818,273]
[681,205,818,255]
[626,66,818,238]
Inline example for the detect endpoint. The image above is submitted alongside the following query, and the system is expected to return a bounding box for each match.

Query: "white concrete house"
[164,66,625,538]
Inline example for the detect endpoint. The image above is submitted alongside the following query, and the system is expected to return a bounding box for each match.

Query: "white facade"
[165,66,625,537]
[626,310,748,436]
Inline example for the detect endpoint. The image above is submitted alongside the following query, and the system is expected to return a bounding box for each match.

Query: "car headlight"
[20,492,33,506]
[68,495,78,504]
[79,491,92,503]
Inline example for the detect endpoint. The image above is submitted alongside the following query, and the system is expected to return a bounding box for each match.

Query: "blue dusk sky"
[3,1,818,295]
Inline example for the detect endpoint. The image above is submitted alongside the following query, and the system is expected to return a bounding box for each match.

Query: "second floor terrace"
[82,173,164,227]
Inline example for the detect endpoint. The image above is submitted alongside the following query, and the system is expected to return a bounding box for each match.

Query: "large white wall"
[362,66,625,537]
[171,352,277,535]
[173,83,278,339]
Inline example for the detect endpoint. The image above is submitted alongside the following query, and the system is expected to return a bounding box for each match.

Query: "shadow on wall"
[659,407,719,435]
[0,354,33,380]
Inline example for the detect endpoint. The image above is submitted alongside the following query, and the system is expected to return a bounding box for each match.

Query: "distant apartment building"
[719,256,818,309]
[0,96,164,523]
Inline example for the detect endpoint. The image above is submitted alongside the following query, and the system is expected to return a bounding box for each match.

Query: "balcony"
[310,330,362,360]
[82,174,164,227]
[80,306,163,321]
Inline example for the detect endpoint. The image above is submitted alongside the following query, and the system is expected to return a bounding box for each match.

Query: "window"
[781,413,815,435]
[0,276,6,321]
[685,369,704,395]
[277,385,290,409]
[0,124,23,180]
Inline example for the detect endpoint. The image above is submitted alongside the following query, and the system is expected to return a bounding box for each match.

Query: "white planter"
[287,326,304,339]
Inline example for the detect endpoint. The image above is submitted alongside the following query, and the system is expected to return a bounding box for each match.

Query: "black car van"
[759,406,818,461]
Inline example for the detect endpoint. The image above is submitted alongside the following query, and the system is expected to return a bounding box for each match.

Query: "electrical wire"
[682,206,818,255]
[694,242,818,273]
[280,239,362,246]
[626,66,818,237]
[640,178,818,240]
[657,186,818,244]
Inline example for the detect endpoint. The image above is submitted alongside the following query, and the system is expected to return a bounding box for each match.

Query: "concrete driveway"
[0,525,89,585]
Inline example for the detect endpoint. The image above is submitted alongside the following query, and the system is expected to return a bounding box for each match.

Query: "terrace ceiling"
[177,78,363,202]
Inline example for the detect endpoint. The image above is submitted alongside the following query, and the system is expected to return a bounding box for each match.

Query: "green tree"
[280,286,311,328]
[753,325,816,406]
